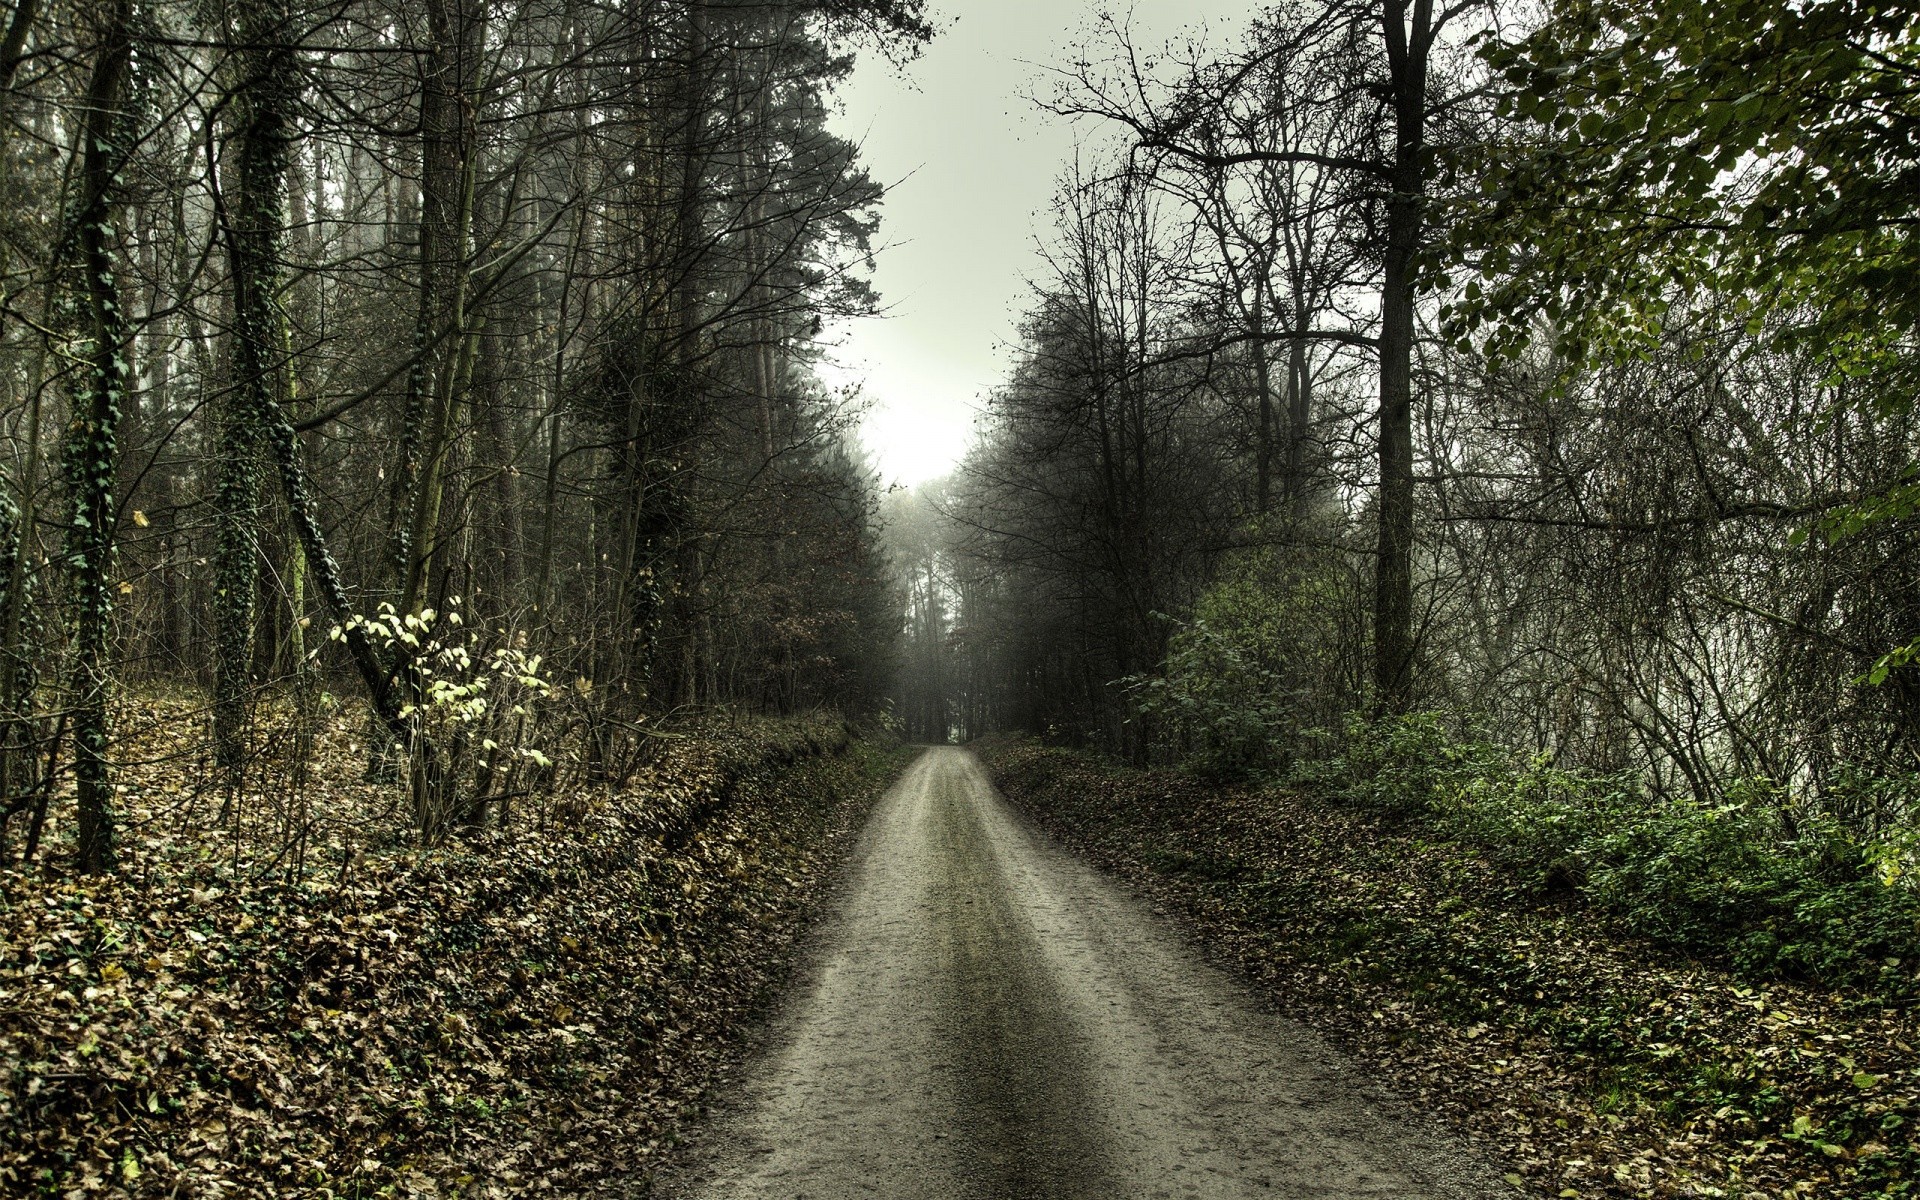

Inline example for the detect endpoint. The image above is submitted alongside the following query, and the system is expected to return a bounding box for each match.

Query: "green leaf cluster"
[1453,0,1920,369]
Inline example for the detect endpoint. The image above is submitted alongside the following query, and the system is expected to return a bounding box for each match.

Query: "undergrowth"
[1290,713,1920,998]
[1,710,908,1198]
[981,736,1920,1199]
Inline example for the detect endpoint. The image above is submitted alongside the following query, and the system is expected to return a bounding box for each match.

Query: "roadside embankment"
[978,737,1920,1200]
[2,718,909,1197]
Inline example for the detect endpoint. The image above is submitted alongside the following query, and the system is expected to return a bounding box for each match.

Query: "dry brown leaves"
[1,711,904,1198]
[980,739,1920,1200]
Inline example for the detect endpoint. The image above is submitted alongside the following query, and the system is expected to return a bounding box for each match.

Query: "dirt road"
[657,746,1499,1199]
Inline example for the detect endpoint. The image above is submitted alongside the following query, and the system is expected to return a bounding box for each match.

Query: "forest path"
[654,746,1500,1200]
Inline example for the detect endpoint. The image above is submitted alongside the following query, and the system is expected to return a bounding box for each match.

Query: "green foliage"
[1456,0,1920,368]
[1300,716,1920,996]
[1127,616,1293,780]
[1440,751,1639,877]
[1129,542,1357,779]
[1451,0,1920,683]
[332,602,559,835]
[1580,795,1920,992]
[1291,712,1507,818]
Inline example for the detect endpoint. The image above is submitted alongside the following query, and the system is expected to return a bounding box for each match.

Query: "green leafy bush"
[1129,541,1359,779]
[1293,713,1920,995]
[1443,753,1639,884]
[1288,712,1506,818]
[1127,617,1295,779]
[1584,796,1920,990]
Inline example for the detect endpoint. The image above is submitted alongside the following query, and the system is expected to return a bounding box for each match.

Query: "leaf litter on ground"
[1,698,906,1198]
[979,738,1920,1200]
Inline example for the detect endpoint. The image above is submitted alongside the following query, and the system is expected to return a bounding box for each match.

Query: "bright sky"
[825,0,1248,488]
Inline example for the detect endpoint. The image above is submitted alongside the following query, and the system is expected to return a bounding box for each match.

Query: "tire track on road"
[657,746,1500,1200]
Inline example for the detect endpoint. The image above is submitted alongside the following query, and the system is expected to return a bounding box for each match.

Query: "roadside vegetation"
[1135,652,1920,1002]
[0,3,925,1192]
[983,737,1920,1199]
[3,702,905,1196]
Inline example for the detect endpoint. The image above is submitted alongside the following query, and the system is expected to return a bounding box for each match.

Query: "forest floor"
[977,738,1920,1200]
[1,696,909,1198]
[656,745,1502,1200]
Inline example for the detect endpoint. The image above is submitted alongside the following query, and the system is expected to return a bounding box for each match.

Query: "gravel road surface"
[656,746,1500,1199]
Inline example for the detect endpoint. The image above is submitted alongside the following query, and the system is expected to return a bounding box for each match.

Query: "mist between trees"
[890,0,1920,890]
[5,0,1920,907]
[0,0,933,875]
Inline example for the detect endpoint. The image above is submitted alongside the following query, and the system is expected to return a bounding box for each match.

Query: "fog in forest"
[3,1,1918,1196]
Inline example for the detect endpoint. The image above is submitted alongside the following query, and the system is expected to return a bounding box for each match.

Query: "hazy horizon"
[825,0,1247,489]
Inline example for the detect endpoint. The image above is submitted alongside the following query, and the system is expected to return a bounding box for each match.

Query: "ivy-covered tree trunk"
[211,0,298,773]
[65,1,136,873]
[0,475,35,863]
[253,366,428,816]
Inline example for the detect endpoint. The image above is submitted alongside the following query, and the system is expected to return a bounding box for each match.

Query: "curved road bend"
[657,746,1500,1200]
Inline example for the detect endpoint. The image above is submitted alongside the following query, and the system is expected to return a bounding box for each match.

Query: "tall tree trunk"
[477,308,523,622]
[0,0,34,94]
[0,475,26,863]
[1286,279,1313,528]
[212,0,298,771]
[0,254,51,851]
[66,1,136,873]
[534,22,592,630]
[1372,0,1430,715]
[392,0,482,617]
[618,0,709,707]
